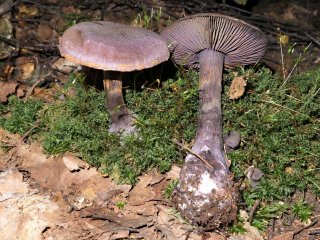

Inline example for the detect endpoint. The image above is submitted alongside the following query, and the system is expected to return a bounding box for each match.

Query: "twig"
[171,140,213,169]
[0,35,58,53]
[280,56,301,89]
[248,199,261,223]
[259,99,317,121]
[127,0,320,50]
[308,228,320,235]
[304,31,320,48]
[0,0,19,18]
[279,40,286,80]
[293,218,318,236]
[21,124,39,141]
[267,218,276,240]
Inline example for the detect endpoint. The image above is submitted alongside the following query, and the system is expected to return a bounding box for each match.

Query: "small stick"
[171,140,213,169]
[293,218,318,236]
[308,228,320,235]
[249,199,261,223]
[279,40,286,80]
[303,31,320,49]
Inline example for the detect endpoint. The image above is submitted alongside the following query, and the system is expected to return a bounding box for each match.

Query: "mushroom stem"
[172,50,238,228]
[103,71,134,133]
[190,49,228,171]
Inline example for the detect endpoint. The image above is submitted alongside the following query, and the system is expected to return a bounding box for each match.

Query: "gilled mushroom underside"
[161,13,267,228]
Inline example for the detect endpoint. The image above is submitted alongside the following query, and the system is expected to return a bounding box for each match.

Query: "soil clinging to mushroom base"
[173,161,239,229]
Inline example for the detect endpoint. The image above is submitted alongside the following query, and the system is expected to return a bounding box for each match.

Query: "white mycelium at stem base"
[173,49,238,228]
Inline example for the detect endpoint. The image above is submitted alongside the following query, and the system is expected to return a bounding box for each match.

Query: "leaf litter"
[0,128,230,239]
[1,0,319,239]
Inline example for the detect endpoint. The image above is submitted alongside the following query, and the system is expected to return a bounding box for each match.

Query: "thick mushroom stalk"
[161,13,267,228]
[172,49,238,228]
[59,21,169,134]
[192,49,226,168]
[103,71,135,133]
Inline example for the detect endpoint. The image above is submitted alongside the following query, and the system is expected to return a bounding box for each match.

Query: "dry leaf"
[0,81,18,102]
[0,17,14,59]
[165,165,181,180]
[15,26,28,41]
[61,6,81,14]
[271,232,294,240]
[62,152,90,172]
[32,87,57,103]
[81,188,96,201]
[233,0,248,5]
[0,169,29,201]
[128,174,156,205]
[229,76,247,100]
[16,84,27,98]
[14,57,37,82]
[17,3,39,17]
[52,57,80,74]
[111,230,130,240]
[279,34,289,45]
[125,202,158,216]
[0,0,13,16]
[229,210,264,240]
[0,170,60,240]
[36,24,55,43]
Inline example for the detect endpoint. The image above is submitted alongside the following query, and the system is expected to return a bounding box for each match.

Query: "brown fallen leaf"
[165,165,181,180]
[81,207,153,229]
[0,17,14,60]
[0,0,13,16]
[271,231,294,240]
[130,227,158,240]
[110,230,130,240]
[16,84,27,98]
[81,187,96,201]
[0,169,29,202]
[14,56,37,83]
[0,169,61,240]
[32,87,57,103]
[17,3,39,18]
[15,26,28,41]
[228,210,264,240]
[36,24,56,43]
[229,76,247,100]
[0,81,18,102]
[61,6,81,15]
[62,152,90,172]
[128,174,156,205]
[125,202,158,216]
[52,57,80,74]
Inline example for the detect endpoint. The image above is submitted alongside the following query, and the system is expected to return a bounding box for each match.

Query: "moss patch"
[0,67,319,204]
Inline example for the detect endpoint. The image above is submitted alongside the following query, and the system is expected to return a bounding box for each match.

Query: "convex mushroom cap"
[161,13,267,68]
[59,21,169,71]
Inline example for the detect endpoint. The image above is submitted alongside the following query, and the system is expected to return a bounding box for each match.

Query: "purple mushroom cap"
[161,13,267,68]
[59,21,169,72]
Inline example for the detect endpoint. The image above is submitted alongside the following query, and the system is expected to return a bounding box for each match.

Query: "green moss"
[224,67,320,200]
[292,199,313,222]
[36,71,199,184]
[0,66,319,206]
[0,96,43,134]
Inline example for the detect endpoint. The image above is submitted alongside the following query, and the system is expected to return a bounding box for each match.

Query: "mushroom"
[161,13,267,228]
[59,21,169,133]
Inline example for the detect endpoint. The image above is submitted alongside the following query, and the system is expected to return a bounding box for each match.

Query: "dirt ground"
[0,0,319,239]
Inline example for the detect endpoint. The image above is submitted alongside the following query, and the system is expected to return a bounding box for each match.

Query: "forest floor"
[0,0,319,239]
